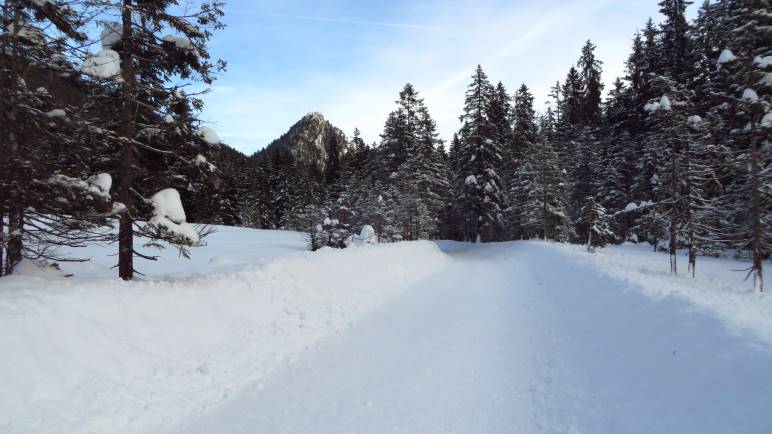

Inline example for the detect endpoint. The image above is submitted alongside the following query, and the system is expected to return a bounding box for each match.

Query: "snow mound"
[643,100,660,112]
[196,126,220,145]
[81,49,121,79]
[12,259,68,279]
[88,173,111,194]
[346,225,378,247]
[0,238,448,434]
[753,55,772,69]
[659,95,671,110]
[741,88,759,102]
[717,48,736,65]
[149,188,199,243]
[761,112,772,128]
[46,109,66,118]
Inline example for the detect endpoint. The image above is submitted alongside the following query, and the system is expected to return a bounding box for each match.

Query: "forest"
[0,0,769,290]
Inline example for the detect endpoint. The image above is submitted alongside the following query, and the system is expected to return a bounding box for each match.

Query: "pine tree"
[0,0,118,274]
[456,65,504,242]
[577,40,605,126]
[658,0,694,82]
[511,111,574,241]
[507,84,539,239]
[707,0,771,291]
[91,0,225,279]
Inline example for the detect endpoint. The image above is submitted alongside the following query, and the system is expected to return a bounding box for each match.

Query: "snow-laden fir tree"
[704,0,770,291]
[0,0,120,274]
[506,84,539,239]
[456,65,505,242]
[81,0,225,279]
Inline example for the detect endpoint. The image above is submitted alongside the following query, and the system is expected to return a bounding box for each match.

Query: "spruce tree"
[456,65,504,242]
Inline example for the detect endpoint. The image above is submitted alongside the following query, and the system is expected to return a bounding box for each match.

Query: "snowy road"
[169,242,772,434]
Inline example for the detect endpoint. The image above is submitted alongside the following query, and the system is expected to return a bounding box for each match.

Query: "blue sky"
[200,0,691,154]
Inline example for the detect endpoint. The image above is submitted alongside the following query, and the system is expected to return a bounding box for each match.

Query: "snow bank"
[546,242,772,348]
[0,237,448,434]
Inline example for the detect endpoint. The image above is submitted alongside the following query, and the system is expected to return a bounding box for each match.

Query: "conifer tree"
[90,0,225,279]
[456,65,504,242]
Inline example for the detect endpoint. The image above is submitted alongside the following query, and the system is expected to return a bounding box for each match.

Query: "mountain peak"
[256,112,350,171]
[303,111,325,122]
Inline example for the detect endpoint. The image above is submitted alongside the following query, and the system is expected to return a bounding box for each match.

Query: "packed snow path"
[170,242,772,434]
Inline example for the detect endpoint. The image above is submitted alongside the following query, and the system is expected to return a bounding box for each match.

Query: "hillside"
[253,112,351,172]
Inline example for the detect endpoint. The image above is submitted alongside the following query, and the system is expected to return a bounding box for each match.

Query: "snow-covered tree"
[86,0,225,279]
[456,65,505,242]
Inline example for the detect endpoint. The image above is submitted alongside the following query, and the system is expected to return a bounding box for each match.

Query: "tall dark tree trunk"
[6,205,22,274]
[749,135,763,292]
[684,139,696,278]
[4,1,23,275]
[669,133,678,275]
[0,209,4,277]
[118,0,136,280]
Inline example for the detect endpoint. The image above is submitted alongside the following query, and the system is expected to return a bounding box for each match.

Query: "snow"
[48,173,111,200]
[148,188,199,243]
[760,72,772,86]
[644,95,672,113]
[162,35,195,52]
[659,94,672,110]
[742,88,759,102]
[46,109,66,118]
[753,55,772,68]
[762,112,772,128]
[12,259,68,278]
[196,126,220,145]
[346,225,377,247]
[464,174,477,185]
[717,48,737,65]
[624,201,638,212]
[643,100,660,112]
[168,241,772,434]
[0,229,447,434]
[81,50,121,79]
[88,173,111,194]
[194,154,216,171]
[100,23,122,48]
[687,114,703,126]
[2,226,771,433]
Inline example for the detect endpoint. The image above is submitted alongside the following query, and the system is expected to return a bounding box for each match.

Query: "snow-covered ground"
[0,227,448,434]
[1,229,770,433]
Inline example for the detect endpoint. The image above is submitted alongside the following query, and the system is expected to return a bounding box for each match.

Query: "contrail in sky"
[227,9,445,31]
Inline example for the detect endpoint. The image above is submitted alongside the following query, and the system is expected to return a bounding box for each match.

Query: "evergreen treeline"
[228,0,769,291]
[1,1,769,291]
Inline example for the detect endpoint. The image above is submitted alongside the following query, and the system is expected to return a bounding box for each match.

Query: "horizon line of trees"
[235,0,769,292]
[1,0,768,292]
